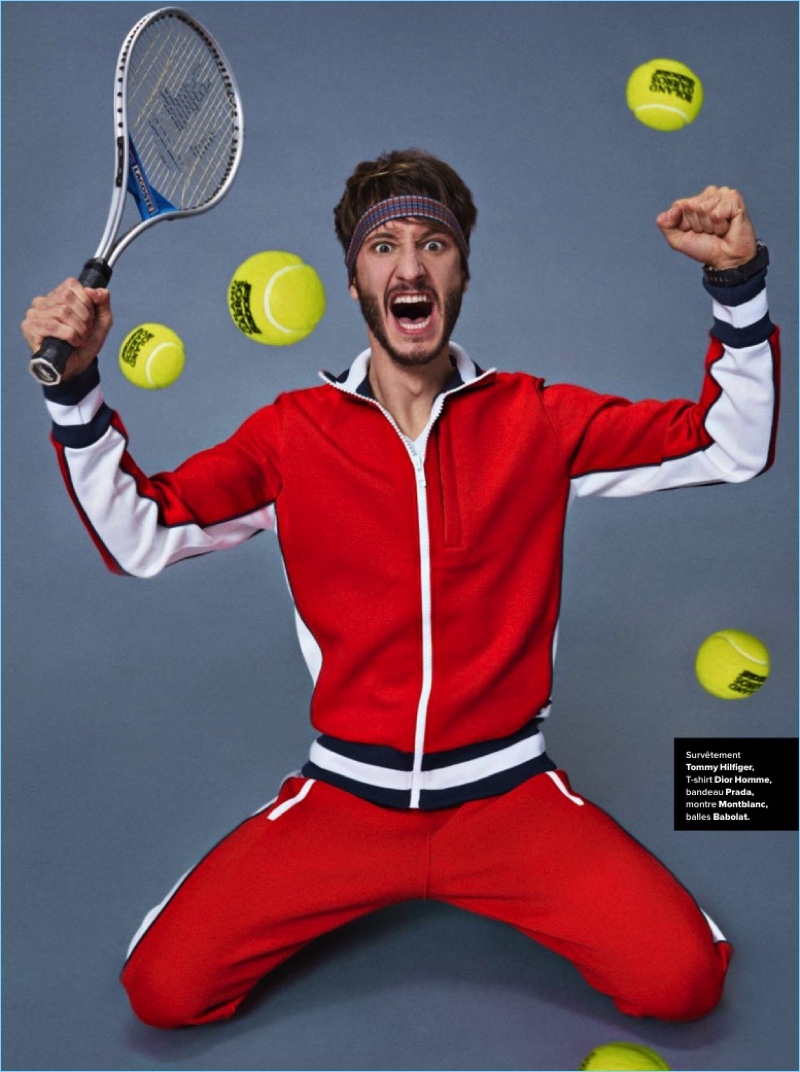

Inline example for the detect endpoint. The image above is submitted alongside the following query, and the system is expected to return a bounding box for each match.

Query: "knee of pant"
[121,955,234,1030]
[615,940,732,1022]
[121,959,187,1029]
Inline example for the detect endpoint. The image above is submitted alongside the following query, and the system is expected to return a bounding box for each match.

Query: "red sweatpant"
[121,770,732,1028]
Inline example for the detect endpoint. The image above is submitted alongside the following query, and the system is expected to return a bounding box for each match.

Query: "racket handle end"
[29,338,74,386]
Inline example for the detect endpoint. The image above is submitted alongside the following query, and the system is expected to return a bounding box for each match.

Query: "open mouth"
[389,292,435,334]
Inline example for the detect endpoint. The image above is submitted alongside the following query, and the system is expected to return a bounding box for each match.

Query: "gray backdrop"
[3,2,797,1070]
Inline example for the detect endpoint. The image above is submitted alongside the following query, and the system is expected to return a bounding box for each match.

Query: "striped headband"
[345,195,470,279]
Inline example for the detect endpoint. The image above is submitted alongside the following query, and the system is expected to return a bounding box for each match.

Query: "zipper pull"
[412,450,427,488]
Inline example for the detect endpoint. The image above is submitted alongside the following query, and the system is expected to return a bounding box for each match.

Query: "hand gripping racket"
[29,7,244,385]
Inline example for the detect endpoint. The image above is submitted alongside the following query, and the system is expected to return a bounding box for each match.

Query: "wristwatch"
[703,241,769,287]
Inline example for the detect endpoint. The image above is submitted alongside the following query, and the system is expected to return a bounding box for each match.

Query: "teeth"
[396,314,432,333]
[389,292,434,334]
[393,294,431,305]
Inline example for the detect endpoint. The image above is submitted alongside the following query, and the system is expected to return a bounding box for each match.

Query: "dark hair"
[334,149,478,259]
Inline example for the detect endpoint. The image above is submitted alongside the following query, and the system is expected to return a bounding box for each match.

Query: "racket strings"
[125,16,240,210]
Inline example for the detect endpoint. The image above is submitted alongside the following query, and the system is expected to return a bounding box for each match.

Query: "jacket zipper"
[408,447,432,806]
[326,370,492,807]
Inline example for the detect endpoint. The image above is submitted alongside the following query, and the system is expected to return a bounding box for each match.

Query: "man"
[22,149,779,1030]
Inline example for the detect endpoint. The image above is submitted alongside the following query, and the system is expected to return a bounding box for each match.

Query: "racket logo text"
[129,155,157,216]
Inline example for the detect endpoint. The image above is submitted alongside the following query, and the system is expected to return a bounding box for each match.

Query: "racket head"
[99,6,244,264]
[29,7,243,386]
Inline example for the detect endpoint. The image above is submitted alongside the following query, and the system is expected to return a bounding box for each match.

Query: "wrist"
[703,241,769,287]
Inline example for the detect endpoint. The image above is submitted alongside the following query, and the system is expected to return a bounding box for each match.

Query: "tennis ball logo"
[119,323,185,389]
[579,1041,671,1070]
[626,58,703,130]
[228,251,326,345]
[695,629,770,700]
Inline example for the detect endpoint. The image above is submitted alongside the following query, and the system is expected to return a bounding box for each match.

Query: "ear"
[349,279,360,301]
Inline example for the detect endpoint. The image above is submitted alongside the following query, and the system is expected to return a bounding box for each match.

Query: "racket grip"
[29,259,113,386]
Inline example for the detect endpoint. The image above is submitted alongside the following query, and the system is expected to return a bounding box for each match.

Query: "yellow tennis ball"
[626,58,703,130]
[579,1041,671,1070]
[118,323,185,389]
[228,251,326,346]
[695,629,770,700]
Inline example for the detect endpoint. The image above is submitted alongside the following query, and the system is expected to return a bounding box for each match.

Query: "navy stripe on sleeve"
[42,358,100,405]
[710,313,775,349]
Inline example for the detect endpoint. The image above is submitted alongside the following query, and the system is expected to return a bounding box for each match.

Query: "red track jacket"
[44,272,779,808]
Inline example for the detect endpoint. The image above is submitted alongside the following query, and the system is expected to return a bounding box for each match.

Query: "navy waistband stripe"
[300,763,411,809]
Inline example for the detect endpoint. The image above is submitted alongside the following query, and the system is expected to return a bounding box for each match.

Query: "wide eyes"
[370,237,449,255]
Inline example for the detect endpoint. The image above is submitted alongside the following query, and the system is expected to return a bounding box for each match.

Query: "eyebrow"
[367,221,452,242]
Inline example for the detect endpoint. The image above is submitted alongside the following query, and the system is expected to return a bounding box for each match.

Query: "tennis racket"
[30,6,244,385]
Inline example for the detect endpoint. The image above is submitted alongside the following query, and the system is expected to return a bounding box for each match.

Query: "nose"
[395,242,426,283]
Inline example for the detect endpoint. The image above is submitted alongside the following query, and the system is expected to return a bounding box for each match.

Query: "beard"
[354,280,464,369]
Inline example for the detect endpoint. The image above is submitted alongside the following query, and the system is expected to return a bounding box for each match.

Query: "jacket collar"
[321,343,493,397]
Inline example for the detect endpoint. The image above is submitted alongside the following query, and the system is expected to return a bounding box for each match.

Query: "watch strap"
[703,241,769,287]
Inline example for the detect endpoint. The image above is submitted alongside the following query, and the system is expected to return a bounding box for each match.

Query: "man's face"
[349,217,467,369]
